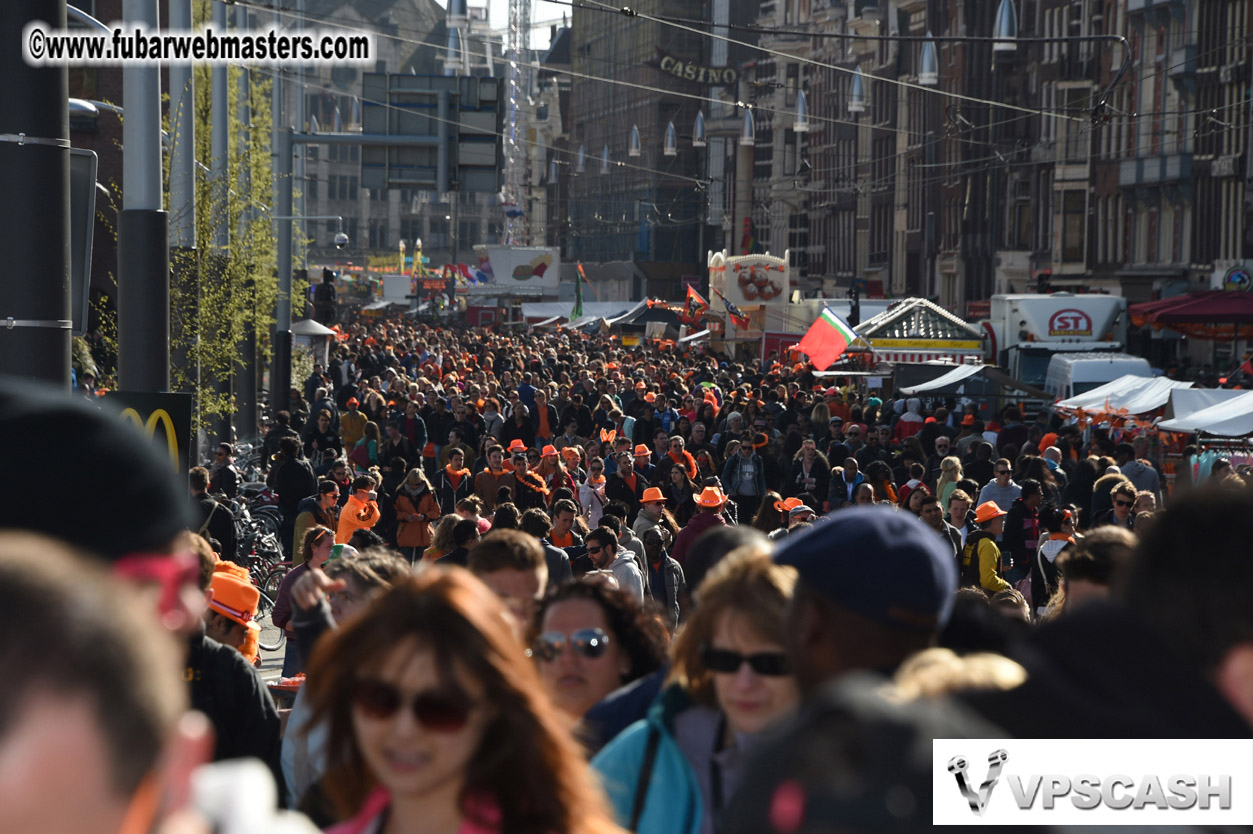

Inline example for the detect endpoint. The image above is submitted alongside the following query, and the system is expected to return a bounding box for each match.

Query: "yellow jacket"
[341,409,367,450]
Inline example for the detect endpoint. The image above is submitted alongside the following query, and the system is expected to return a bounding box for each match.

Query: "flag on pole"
[685,284,710,319]
[1242,356,1253,377]
[713,288,751,329]
[572,262,586,319]
[796,307,859,370]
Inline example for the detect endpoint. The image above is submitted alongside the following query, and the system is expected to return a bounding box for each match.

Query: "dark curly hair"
[533,580,668,685]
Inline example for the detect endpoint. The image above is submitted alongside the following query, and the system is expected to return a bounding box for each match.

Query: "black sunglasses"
[531,628,611,662]
[351,680,473,732]
[1115,499,1134,508]
[996,469,1011,476]
[701,646,791,677]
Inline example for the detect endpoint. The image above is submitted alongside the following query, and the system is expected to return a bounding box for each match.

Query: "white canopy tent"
[896,364,980,394]
[1157,391,1253,437]
[292,318,338,365]
[1054,375,1193,415]
[1163,387,1247,420]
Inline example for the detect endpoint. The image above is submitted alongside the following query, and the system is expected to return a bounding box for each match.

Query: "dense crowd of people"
[4,314,1253,834]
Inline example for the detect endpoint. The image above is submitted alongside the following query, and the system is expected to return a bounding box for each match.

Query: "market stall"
[1156,391,1253,438]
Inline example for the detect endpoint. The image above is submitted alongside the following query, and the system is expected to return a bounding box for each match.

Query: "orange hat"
[607,362,620,370]
[560,447,582,461]
[347,397,359,407]
[634,444,651,457]
[507,439,527,453]
[975,502,1009,525]
[961,414,976,426]
[208,567,261,633]
[644,392,657,403]
[696,486,728,508]
[541,444,558,457]
[641,487,666,503]
[774,496,804,513]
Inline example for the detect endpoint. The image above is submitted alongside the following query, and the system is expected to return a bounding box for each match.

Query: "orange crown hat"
[641,487,666,503]
[696,486,728,508]
[208,565,261,633]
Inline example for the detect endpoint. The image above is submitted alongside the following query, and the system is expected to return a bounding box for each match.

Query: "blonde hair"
[428,514,461,557]
[890,648,1026,701]
[936,455,962,497]
[668,551,797,706]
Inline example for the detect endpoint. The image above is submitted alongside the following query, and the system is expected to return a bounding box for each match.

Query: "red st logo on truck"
[1048,309,1093,337]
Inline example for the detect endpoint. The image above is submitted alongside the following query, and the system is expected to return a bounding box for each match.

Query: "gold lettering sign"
[657,52,738,86]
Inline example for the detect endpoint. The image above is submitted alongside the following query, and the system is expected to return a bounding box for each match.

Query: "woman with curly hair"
[531,581,669,721]
[306,568,627,834]
[423,514,460,562]
[591,552,799,834]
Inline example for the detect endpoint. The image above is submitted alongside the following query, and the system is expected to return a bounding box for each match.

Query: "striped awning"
[874,350,983,364]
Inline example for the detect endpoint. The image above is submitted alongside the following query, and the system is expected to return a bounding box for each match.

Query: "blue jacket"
[592,686,703,834]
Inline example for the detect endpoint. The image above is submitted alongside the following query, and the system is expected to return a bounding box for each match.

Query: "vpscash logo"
[947,750,1008,816]
[947,749,1230,816]
[933,739,1252,825]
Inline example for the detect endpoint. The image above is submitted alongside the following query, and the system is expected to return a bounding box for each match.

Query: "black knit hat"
[0,378,189,560]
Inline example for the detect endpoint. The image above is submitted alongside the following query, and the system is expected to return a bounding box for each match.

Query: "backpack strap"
[197,501,219,537]
[629,726,662,831]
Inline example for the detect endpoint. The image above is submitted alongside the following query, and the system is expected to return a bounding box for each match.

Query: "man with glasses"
[978,458,1021,512]
[925,435,953,488]
[209,442,241,500]
[854,425,891,470]
[587,527,644,601]
[1093,481,1137,530]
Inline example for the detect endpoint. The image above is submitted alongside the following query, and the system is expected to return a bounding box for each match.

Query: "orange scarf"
[621,471,637,492]
[668,450,697,479]
[551,529,576,548]
[516,471,550,497]
[445,465,469,489]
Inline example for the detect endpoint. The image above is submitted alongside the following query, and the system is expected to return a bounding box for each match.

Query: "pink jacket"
[326,788,499,834]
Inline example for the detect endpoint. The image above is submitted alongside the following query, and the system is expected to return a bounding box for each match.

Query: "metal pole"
[0,0,71,385]
[168,0,198,417]
[236,4,258,442]
[273,127,294,415]
[118,0,169,392]
[295,0,307,268]
[206,0,232,443]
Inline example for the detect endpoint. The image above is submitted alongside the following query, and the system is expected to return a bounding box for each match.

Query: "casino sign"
[658,53,738,86]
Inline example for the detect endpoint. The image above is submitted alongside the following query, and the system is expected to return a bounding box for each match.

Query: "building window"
[1061,191,1084,262]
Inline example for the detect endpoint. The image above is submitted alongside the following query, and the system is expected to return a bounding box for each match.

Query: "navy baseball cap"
[774,507,957,632]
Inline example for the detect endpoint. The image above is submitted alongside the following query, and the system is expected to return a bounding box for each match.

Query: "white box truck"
[1043,352,1153,401]
[980,293,1130,390]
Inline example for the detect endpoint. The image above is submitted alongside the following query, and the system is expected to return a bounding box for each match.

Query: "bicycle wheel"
[262,565,289,599]
[255,591,286,653]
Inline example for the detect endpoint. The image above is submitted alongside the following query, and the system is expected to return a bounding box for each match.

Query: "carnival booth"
[896,363,1050,421]
[707,250,790,359]
[854,298,984,364]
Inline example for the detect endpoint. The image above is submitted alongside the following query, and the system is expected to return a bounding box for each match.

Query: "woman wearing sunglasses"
[532,581,668,721]
[591,551,799,834]
[306,568,624,834]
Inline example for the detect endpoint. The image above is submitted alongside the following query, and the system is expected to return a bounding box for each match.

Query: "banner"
[473,245,561,291]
